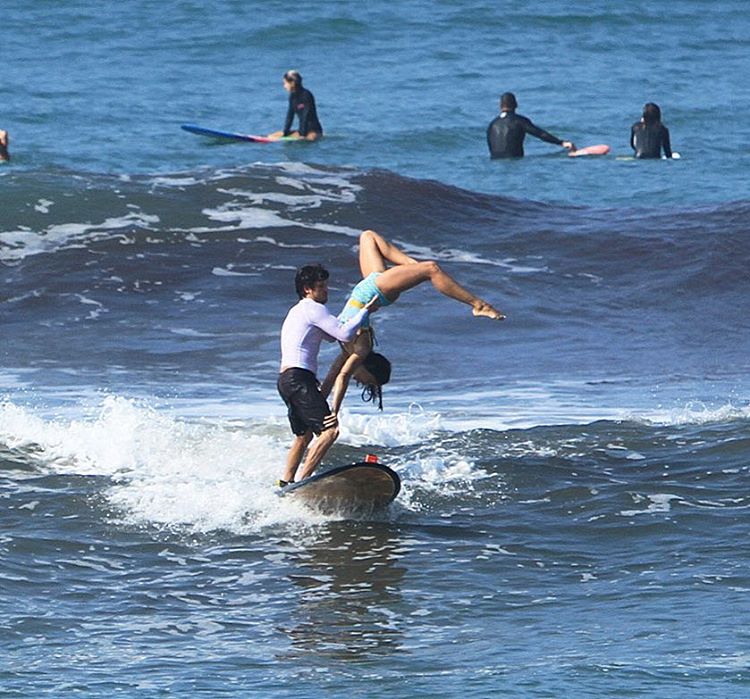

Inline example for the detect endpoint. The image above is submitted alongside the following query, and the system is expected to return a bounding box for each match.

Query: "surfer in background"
[0,130,10,161]
[277,264,378,486]
[268,70,323,142]
[487,92,575,158]
[630,102,673,159]
[322,229,505,419]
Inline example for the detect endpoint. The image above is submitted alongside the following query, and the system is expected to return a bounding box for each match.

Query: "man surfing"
[277,264,377,486]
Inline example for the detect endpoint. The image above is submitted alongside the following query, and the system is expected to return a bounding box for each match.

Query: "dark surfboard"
[278,461,400,514]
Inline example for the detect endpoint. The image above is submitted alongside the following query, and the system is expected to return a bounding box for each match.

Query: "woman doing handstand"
[321,229,505,416]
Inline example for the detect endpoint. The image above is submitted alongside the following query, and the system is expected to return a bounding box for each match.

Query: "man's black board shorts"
[277,367,331,436]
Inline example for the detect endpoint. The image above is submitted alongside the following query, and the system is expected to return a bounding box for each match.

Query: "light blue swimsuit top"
[338,272,392,328]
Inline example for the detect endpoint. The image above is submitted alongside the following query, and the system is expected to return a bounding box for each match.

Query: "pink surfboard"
[568,144,611,157]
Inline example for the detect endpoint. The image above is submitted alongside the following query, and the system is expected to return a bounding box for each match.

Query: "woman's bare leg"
[375,260,505,320]
[358,229,417,277]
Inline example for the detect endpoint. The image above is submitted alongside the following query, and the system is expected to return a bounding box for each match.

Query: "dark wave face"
[2,167,749,699]
[2,164,748,423]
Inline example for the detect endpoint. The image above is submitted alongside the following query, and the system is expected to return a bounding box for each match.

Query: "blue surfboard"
[181,124,295,143]
[279,461,401,514]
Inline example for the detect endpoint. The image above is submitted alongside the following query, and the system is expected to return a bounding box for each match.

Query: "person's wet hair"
[500,92,518,111]
[294,264,328,299]
[643,102,662,124]
[360,352,391,410]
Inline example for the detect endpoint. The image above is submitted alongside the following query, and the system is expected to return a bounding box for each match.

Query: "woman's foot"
[472,300,505,320]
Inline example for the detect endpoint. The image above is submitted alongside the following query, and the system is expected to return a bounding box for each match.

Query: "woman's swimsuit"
[338,272,392,328]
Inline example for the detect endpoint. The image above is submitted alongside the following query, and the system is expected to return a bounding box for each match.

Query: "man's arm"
[308,295,378,343]
[524,117,574,150]
[309,304,368,343]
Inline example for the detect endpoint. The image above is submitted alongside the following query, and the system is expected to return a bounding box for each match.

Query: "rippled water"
[3,1,749,696]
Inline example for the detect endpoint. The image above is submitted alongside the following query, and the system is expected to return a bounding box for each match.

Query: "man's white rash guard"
[279,297,369,375]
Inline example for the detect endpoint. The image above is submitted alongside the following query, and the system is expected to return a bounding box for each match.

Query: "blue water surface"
[3,2,750,698]
[3,0,749,206]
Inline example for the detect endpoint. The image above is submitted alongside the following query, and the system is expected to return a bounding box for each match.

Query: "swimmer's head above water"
[500,92,518,112]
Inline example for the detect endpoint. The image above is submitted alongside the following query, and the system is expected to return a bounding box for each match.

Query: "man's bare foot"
[472,300,505,320]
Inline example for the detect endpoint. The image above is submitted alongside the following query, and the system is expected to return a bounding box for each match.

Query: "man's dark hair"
[500,92,518,111]
[295,264,329,299]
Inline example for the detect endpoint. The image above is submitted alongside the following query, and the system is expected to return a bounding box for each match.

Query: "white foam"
[0,396,324,533]
[211,266,259,277]
[620,493,680,517]
[0,396,451,534]
[34,199,55,214]
[202,205,292,229]
[339,403,442,447]
[402,241,548,274]
[627,402,750,427]
[0,212,160,262]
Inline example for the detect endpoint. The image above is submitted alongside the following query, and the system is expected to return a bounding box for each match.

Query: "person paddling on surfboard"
[277,264,378,486]
[0,130,10,162]
[630,102,673,159]
[320,229,505,420]
[267,70,323,142]
[487,92,575,158]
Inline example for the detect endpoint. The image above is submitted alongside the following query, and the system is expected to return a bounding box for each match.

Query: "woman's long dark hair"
[360,352,391,411]
[283,70,303,91]
[642,102,662,125]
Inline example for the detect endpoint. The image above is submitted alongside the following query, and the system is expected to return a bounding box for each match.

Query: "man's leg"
[281,431,312,483]
[295,424,339,481]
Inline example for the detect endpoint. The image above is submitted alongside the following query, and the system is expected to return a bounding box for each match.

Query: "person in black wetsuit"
[487,92,575,158]
[0,129,9,162]
[630,102,672,159]
[268,70,323,142]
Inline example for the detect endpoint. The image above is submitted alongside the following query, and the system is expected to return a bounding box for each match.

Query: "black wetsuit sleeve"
[630,124,637,152]
[524,117,563,146]
[662,126,672,159]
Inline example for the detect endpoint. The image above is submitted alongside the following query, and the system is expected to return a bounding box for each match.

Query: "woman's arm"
[283,96,295,136]
[662,126,673,159]
[329,352,366,416]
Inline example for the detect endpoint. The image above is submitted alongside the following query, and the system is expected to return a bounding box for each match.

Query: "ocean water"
[2,1,750,697]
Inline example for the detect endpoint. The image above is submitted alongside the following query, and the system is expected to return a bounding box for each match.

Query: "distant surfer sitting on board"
[267,70,323,142]
[322,229,505,418]
[277,264,377,486]
[0,130,9,161]
[630,102,673,159]
[487,92,575,158]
